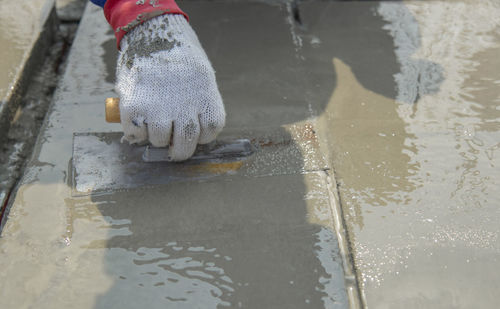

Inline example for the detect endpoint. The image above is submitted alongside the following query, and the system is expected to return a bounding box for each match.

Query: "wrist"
[104,0,188,49]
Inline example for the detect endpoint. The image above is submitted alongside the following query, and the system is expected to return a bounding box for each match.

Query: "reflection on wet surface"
[318,1,500,307]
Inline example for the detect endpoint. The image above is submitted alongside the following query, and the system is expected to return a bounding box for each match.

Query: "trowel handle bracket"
[105,97,121,123]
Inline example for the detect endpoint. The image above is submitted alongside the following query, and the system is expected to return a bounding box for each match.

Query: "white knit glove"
[116,14,225,161]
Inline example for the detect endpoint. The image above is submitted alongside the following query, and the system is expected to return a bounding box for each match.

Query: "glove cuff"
[104,0,189,49]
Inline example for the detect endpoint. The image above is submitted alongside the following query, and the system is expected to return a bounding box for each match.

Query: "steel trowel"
[70,98,255,195]
[103,98,254,162]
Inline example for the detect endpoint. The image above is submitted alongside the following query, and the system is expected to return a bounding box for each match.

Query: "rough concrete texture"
[0,2,352,308]
[0,0,57,135]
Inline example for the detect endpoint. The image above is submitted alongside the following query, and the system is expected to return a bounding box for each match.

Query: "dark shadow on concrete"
[298,1,443,104]
[78,1,443,308]
[87,175,339,308]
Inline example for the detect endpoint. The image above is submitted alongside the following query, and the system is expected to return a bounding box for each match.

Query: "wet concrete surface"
[0,2,351,308]
[1,0,499,308]
[303,1,500,308]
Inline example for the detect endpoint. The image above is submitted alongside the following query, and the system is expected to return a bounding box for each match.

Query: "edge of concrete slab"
[0,0,59,224]
[0,0,58,143]
[322,168,364,309]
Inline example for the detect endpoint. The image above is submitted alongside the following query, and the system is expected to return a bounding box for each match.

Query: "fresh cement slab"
[0,2,349,308]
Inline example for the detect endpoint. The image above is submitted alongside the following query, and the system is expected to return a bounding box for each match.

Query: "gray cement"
[0,2,351,308]
[2,1,499,308]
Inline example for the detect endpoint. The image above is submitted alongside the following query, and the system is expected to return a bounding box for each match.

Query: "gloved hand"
[116,14,225,161]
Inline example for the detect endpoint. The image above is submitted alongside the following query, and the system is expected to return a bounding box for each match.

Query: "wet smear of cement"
[183,118,198,141]
[116,10,169,34]
[115,13,182,70]
[124,34,180,70]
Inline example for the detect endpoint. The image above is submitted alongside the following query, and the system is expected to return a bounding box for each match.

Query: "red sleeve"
[103,0,189,49]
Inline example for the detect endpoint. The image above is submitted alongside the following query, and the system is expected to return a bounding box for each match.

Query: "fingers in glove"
[198,100,226,144]
[169,117,200,161]
[147,119,173,147]
[121,113,148,144]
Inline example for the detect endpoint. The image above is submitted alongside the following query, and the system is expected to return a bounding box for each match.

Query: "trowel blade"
[143,139,254,162]
[71,132,255,195]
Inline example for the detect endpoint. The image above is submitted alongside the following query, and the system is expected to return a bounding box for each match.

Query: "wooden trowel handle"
[105,97,121,123]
